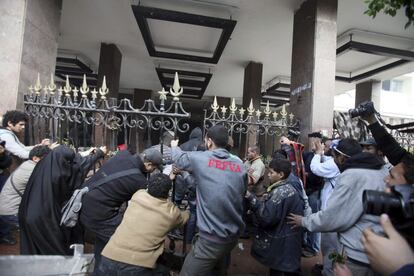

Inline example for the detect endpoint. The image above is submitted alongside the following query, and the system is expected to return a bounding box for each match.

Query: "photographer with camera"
[350,101,414,275]
[350,101,413,186]
[288,138,388,275]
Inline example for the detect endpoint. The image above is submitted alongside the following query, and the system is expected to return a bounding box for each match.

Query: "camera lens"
[348,108,361,118]
[363,190,402,217]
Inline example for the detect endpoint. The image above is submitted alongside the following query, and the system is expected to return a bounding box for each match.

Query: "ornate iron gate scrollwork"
[203,97,299,157]
[24,72,191,151]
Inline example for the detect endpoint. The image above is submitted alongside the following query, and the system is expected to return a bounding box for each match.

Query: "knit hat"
[142,148,164,171]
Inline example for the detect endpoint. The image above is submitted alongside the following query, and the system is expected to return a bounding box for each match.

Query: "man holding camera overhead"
[356,101,414,275]
[288,138,388,275]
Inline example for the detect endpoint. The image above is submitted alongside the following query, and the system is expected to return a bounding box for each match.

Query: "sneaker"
[301,248,317,257]
[0,235,17,245]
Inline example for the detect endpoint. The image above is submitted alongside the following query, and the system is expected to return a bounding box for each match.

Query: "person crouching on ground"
[245,158,303,276]
[98,173,189,276]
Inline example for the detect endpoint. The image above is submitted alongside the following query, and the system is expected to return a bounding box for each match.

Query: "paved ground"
[1,229,322,275]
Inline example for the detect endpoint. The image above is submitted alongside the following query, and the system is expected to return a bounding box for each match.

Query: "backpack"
[60,168,141,227]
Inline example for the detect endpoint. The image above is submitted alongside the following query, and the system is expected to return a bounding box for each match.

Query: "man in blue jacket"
[171,125,247,276]
[246,158,303,276]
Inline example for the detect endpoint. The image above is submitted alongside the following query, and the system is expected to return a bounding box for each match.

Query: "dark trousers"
[179,236,237,276]
[185,201,197,243]
[269,269,300,276]
[97,256,154,276]
[94,235,109,272]
[0,215,18,238]
[302,192,321,254]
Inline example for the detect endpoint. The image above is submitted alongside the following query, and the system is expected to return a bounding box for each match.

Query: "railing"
[24,73,191,151]
[203,97,299,156]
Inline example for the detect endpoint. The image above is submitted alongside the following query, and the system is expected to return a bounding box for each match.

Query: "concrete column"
[289,0,337,147]
[97,43,122,99]
[133,88,152,108]
[355,80,381,109]
[242,62,263,108]
[0,0,61,115]
[94,43,122,148]
[241,61,263,156]
[216,96,231,108]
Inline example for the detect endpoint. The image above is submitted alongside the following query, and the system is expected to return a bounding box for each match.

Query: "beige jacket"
[0,160,36,215]
[245,157,265,185]
[102,189,189,268]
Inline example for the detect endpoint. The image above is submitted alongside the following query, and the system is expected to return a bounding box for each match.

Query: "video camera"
[348,101,377,118]
[363,184,414,246]
[287,128,300,141]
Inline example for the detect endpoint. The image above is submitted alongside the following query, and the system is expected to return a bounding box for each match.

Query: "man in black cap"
[359,137,379,155]
[360,137,392,170]
[80,148,163,269]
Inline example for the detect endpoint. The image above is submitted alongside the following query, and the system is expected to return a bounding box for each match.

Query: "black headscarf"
[18,145,104,255]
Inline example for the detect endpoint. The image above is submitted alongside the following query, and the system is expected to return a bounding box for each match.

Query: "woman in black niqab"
[18,145,104,255]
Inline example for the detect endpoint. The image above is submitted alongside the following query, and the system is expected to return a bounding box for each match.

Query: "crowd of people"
[0,105,413,276]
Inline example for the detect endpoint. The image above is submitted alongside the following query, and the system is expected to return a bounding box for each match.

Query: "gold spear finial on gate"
[170,72,183,101]
[48,74,56,95]
[247,99,255,115]
[264,101,271,116]
[211,96,219,112]
[34,73,42,95]
[229,98,237,114]
[280,104,288,118]
[80,74,90,98]
[64,75,72,97]
[99,76,109,100]
[255,109,262,118]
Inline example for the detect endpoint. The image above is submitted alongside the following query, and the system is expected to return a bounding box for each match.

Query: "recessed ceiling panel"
[132,5,236,64]
[335,40,413,82]
[336,51,386,73]
[148,19,222,57]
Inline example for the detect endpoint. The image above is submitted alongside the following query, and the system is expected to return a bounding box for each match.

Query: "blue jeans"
[302,192,321,254]
[185,201,197,243]
[0,215,18,238]
[97,256,154,276]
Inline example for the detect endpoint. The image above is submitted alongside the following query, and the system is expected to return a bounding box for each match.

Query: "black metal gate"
[24,74,191,152]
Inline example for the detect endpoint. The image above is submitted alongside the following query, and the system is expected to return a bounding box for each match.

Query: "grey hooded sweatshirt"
[302,152,388,264]
[172,146,247,243]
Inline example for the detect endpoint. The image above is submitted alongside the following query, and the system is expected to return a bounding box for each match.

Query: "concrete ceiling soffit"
[131,5,237,64]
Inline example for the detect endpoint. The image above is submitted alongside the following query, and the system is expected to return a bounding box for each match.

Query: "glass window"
[382,79,403,92]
